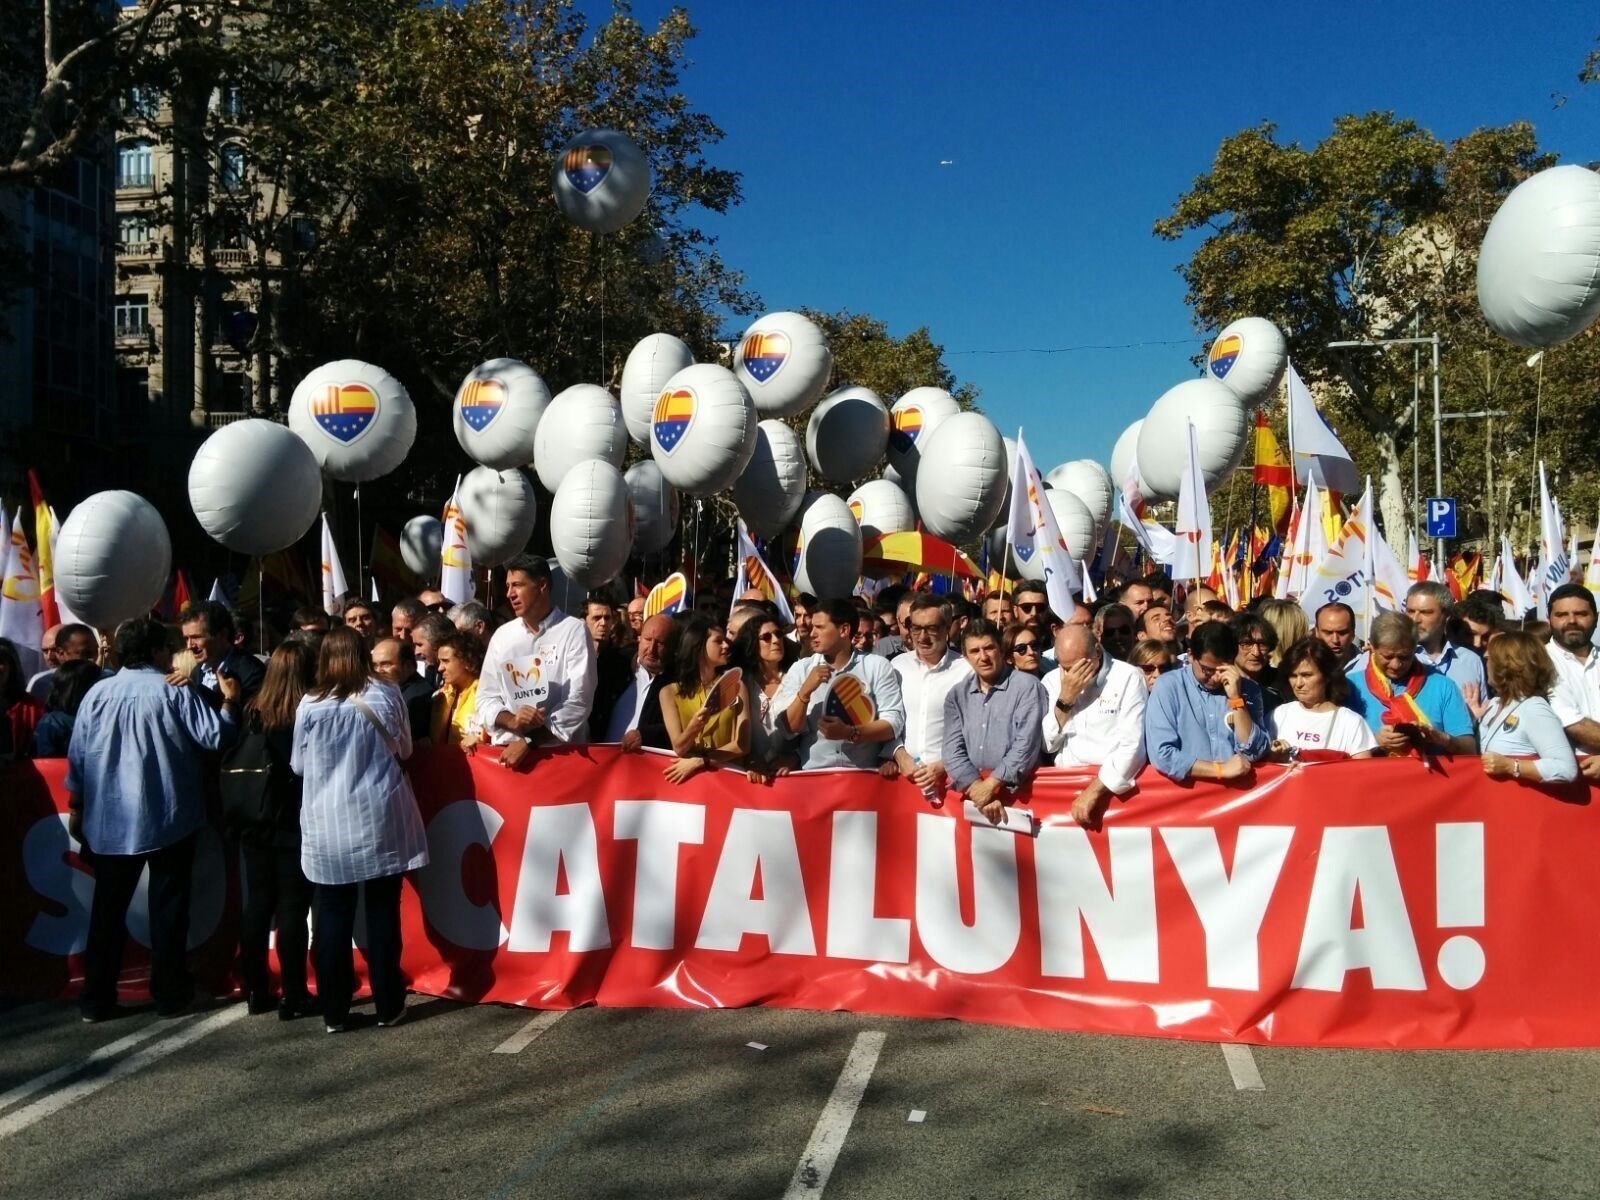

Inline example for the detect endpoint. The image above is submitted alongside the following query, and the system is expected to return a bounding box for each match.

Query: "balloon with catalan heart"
[807,385,890,484]
[452,358,552,470]
[732,311,832,418]
[188,418,321,555]
[550,460,634,587]
[1477,164,1600,348]
[532,383,628,494]
[619,334,694,445]
[649,363,758,496]
[644,571,690,618]
[846,477,915,542]
[54,491,172,630]
[731,419,807,539]
[624,459,679,556]
[885,387,961,490]
[288,359,416,482]
[1203,317,1287,409]
[458,466,538,567]
[550,129,651,235]
[913,411,1008,544]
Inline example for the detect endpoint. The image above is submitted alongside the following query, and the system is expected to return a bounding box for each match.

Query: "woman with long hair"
[1127,638,1177,692]
[1269,638,1376,760]
[658,612,750,784]
[233,640,318,1018]
[1255,599,1310,669]
[1466,631,1578,784]
[30,660,104,757]
[730,614,798,783]
[292,626,428,1032]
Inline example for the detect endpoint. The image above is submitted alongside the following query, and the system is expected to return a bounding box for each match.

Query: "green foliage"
[804,309,979,412]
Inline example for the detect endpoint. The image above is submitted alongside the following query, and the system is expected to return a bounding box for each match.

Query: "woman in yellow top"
[430,631,484,747]
[659,613,750,783]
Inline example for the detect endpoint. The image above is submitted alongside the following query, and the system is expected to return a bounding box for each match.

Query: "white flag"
[1279,474,1330,600]
[0,511,44,673]
[320,514,348,615]
[1117,491,1175,566]
[1368,506,1411,614]
[1006,432,1081,619]
[732,519,794,624]
[1535,462,1570,618]
[440,477,475,606]
[1586,502,1600,597]
[1496,537,1535,619]
[1171,419,1213,583]
[1078,560,1097,604]
[207,577,227,606]
[1286,361,1360,494]
[1299,479,1380,639]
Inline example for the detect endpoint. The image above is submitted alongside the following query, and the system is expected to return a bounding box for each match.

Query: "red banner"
[4,748,1597,1049]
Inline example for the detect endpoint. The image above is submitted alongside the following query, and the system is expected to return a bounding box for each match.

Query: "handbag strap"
[349,694,400,758]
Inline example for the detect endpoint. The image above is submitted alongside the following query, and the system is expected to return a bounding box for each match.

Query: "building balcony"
[116,240,166,263]
[205,411,261,428]
[213,249,250,269]
[116,173,156,194]
[114,325,152,346]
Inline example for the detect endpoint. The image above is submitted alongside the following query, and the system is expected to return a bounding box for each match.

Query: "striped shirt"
[291,681,429,885]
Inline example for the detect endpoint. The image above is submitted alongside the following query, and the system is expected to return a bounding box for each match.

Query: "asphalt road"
[2,995,1597,1199]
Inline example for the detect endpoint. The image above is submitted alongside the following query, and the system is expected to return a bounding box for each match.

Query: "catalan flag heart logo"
[739,329,790,384]
[889,405,923,454]
[563,144,613,195]
[644,571,690,618]
[825,673,875,726]
[848,499,864,524]
[459,378,506,433]
[1208,333,1243,380]
[312,382,379,443]
[653,387,696,454]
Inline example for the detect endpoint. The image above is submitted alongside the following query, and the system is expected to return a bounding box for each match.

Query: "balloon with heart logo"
[649,363,758,496]
[620,333,694,445]
[288,359,416,482]
[452,358,552,470]
[885,387,961,491]
[550,129,651,235]
[1203,317,1287,410]
[532,383,628,494]
[733,311,833,418]
[846,478,915,542]
[551,460,635,587]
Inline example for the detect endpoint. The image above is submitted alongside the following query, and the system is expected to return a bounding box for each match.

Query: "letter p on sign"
[1426,498,1456,540]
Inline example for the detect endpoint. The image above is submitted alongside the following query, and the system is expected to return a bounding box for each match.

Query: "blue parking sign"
[1426,498,1457,539]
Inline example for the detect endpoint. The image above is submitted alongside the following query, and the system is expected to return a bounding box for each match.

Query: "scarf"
[1364,657,1437,769]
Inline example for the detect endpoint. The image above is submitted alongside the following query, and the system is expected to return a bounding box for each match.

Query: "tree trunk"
[1373,428,1410,551]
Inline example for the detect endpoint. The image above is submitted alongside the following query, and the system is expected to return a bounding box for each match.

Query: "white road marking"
[1220,1042,1265,1091]
[907,1109,926,1123]
[783,1031,887,1198]
[746,1041,768,1051]
[0,1005,248,1138]
[492,1010,566,1054]
[0,1019,178,1115]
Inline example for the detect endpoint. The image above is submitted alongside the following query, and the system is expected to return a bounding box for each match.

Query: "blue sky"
[600,1,1598,473]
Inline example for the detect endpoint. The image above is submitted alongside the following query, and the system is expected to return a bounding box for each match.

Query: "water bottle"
[914,756,944,808]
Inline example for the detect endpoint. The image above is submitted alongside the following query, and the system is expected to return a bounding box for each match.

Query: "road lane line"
[1220,1043,1265,1091]
[0,1019,179,1115]
[492,1010,566,1054]
[783,1031,888,1198]
[0,1005,248,1138]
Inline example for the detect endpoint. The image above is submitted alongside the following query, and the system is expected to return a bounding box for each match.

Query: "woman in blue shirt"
[1465,631,1577,784]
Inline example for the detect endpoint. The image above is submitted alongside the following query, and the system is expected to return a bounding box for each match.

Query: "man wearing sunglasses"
[1144,621,1270,784]
[1093,603,1136,661]
[884,596,970,796]
[1042,625,1147,827]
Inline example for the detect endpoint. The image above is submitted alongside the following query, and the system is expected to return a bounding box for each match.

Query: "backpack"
[219,715,287,833]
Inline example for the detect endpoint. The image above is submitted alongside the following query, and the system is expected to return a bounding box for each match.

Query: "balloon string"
[354,484,365,595]
[598,233,606,386]
[258,558,266,655]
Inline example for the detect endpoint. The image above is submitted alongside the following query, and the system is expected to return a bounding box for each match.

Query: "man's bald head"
[636,614,675,675]
[1054,623,1097,665]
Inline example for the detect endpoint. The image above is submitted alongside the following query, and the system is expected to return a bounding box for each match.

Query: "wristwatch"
[1054,697,1073,714]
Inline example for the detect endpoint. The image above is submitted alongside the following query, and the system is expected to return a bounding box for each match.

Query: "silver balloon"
[55,491,171,629]
[794,493,861,601]
[400,515,443,581]
[913,413,1008,544]
[551,129,651,235]
[733,311,832,418]
[624,460,679,556]
[1044,459,1113,529]
[452,358,551,470]
[533,384,627,494]
[732,420,807,539]
[1477,165,1600,348]
[550,460,634,587]
[1204,317,1287,409]
[287,359,416,483]
[458,466,538,567]
[188,419,321,555]
[846,478,915,541]
[807,386,890,484]
[620,334,694,445]
[1136,379,1249,500]
[649,363,757,496]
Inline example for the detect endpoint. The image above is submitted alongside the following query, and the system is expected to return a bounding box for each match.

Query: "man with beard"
[1545,583,1600,781]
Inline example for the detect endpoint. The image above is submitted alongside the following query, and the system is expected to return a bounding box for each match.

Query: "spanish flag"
[26,471,61,628]
[1251,413,1294,537]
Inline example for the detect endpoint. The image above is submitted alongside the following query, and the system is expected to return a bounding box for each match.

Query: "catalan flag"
[27,470,62,627]
[563,143,613,194]
[739,330,790,384]
[825,673,876,727]
[312,382,378,442]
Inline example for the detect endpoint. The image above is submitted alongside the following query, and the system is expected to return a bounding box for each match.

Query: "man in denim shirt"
[67,618,239,1021]
[943,619,1045,822]
[1144,621,1270,784]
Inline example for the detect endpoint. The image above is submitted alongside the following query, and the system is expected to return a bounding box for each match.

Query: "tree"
[804,309,979,411]
[1155,112,1575,545]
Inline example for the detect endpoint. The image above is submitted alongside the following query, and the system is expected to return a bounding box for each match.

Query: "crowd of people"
[5,553,1598,1031]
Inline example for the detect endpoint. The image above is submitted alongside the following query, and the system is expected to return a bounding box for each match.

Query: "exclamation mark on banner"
[1435,823,1486,990]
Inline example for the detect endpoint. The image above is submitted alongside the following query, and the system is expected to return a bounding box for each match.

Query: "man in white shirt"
[477,554,598,769]
[604,614,672,749]
[883,596,971,794]
[776,598,905,771]
[1041,624,1147,828]
[1545,583,1600,781]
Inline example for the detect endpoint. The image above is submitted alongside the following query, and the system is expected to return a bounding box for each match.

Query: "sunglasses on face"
[758,631,784,643]
[1142,662,1178,676]
[1012,640,1038,653]
[1017,602,1047,613]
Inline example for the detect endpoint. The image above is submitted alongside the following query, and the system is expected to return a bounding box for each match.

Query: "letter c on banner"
[413,800,509,951]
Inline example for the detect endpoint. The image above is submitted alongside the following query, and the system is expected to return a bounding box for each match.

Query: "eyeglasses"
[425,602,449,613]
[1102,625,1132,638]
[1238,638,1270,649]
[1017,602,1047,613]
[1012,642,1038,655]
[758,631,784,643]
[909,622,944,637]
[1141,662,1178,676]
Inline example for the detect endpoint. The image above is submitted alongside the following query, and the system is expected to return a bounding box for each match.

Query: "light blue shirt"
[1414,641,1487,696]
[775,650,906,770]
[943,667,1045,792]
[1478,696,1578,783]
[1144,665,1270,782]
[1345,662,1475,738]
[66,666,232,856]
